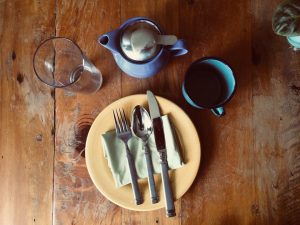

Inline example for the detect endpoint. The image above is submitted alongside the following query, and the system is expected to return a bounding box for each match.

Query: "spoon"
[131,105,158,204]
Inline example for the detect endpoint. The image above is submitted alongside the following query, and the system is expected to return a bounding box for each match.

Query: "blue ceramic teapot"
[98,17,188,78]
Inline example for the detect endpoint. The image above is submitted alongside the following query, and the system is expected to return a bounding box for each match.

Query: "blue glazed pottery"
[98,17,188,78]
[182,57,236,117]
[287,36,300,49]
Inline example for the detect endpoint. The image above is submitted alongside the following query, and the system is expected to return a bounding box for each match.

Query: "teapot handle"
[169,39,188,57]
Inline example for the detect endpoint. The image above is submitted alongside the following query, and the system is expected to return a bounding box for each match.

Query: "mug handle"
[211,107,225,117]
[169,39,188,57]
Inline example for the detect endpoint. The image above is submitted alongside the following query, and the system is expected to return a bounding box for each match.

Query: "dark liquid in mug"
[185,63,226,108]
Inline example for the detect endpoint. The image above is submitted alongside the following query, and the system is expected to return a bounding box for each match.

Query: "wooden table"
[1,0,299,224]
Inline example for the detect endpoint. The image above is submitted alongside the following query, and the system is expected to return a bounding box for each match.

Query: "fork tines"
[113,108,130,133]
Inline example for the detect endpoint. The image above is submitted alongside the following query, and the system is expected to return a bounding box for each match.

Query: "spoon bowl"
[131,105,153,142]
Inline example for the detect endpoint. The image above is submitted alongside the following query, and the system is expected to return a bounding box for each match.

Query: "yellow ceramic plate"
[86,94,201,211]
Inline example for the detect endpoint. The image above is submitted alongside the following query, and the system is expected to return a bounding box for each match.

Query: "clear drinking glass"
[33,37,102,93]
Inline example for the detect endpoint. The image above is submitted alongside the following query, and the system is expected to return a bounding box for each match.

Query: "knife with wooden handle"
[147,90,176,217]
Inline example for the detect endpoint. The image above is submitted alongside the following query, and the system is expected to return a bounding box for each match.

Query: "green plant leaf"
[272,0,300,37]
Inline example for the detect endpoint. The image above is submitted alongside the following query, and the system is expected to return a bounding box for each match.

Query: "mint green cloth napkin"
[101,115,184,188]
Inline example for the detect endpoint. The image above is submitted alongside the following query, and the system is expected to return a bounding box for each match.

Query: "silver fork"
[113,109,143,205]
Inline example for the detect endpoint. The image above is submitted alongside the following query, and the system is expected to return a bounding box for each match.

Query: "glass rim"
[33,36,85,88]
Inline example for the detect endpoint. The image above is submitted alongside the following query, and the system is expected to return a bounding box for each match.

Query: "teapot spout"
[98,30,119,53]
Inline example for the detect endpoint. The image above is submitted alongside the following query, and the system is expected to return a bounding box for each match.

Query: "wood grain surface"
[0,1,55,225]
[0,0,299,225]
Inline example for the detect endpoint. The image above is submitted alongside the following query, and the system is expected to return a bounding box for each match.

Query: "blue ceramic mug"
[182,57,236,117]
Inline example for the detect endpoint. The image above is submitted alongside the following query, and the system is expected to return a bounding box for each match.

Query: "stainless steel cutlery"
[147,90,176,217]
[131,105,158,204]
[113,109,143,205]
[112,91,176,217]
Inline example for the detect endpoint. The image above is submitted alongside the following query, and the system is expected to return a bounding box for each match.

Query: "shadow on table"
[175,97,216,184]
[168,34,256,189]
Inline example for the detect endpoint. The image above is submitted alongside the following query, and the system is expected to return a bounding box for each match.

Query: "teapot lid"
[120,20,162,62]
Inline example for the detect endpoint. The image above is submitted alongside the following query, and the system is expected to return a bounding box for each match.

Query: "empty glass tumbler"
[33,37,102,93]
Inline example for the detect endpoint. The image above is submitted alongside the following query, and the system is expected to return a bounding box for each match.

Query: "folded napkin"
[101,115,184,188]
